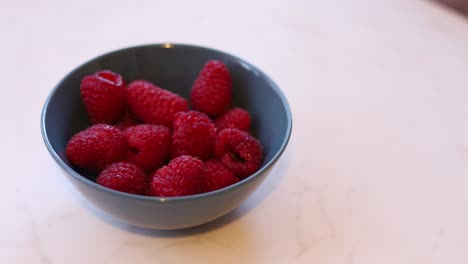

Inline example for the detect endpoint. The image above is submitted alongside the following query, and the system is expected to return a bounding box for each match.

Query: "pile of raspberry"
[65,60,264,197]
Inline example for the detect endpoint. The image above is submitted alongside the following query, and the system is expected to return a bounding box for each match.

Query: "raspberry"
[65,124,127,171]
[116,109,140,131]
[97,162,147,195]
[215,107,252,132]
[214,128,263,179]
[124,124,172,171]
[171,111,216,160]
[203,160,239,192]
[149,155,205,197]
[127,80,188,126]
[80,70,126,124]
[190,60,232,116]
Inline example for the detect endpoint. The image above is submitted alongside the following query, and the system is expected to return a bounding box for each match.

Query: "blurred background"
[437,0,468,15]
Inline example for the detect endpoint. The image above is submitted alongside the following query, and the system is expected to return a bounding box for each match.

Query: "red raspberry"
[97,162,147,195]
[215,107,252,132]
[171,111,216,160]
[149,155,205,197]
[65,124,127,171]
[124,124,172,171]
[116,109,140,131]
[80,70,126,124]
[214,128,263,179]
[203,160,239,192]
[127,80,188,126]
[190,60,232,116]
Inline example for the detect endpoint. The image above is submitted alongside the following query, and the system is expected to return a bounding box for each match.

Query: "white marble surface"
[2,0,468,263]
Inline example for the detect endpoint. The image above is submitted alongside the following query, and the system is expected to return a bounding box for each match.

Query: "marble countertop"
[3,0,468,263]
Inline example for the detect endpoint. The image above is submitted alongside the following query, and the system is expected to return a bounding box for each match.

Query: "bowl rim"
[41,43,292,203]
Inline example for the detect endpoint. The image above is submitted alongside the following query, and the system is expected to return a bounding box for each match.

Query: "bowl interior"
[43,44,291,186]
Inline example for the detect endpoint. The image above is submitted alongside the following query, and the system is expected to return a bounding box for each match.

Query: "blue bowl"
[41,43,292,230]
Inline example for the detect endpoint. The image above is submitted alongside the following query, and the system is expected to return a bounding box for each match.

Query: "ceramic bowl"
[41,43,292,229]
